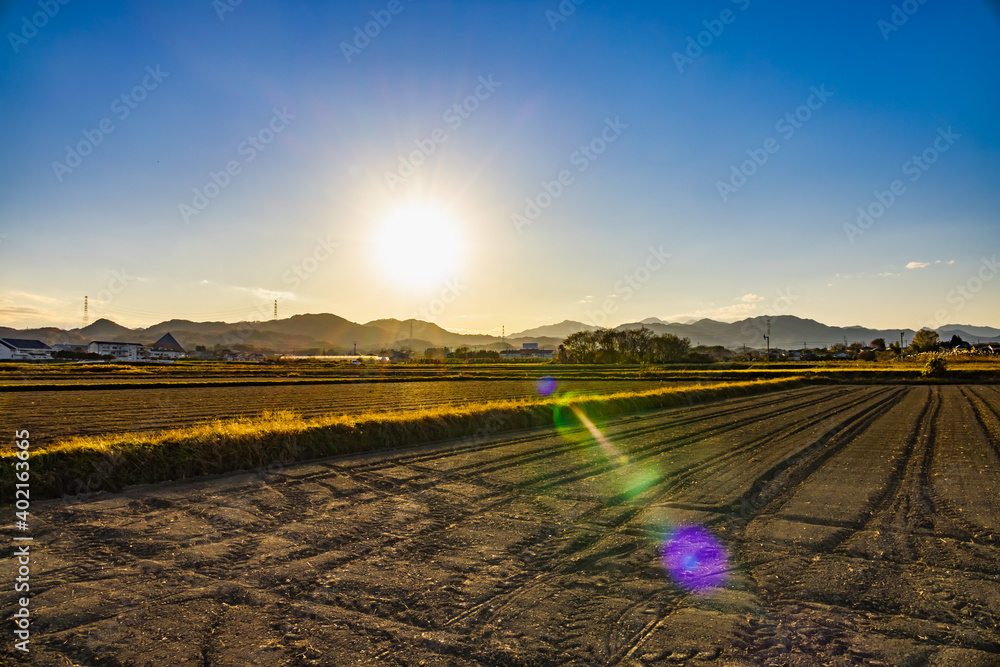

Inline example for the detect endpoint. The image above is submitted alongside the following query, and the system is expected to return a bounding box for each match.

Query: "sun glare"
[373,204,464,288]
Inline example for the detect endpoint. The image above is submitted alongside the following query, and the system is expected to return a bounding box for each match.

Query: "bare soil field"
[4,385,1000,665]
[0,379,674,442]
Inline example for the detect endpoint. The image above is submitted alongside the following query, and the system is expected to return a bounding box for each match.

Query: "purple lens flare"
[661,525,729,593]
[536,376,558,396]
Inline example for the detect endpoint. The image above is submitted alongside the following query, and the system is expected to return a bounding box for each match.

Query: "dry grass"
[2,377,806,501]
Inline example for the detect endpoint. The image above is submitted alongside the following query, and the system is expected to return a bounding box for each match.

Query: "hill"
[2,314,997,354]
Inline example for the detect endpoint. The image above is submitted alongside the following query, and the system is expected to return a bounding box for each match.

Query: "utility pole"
[765,317,771,361]
[900,331,904,353]
[353,341,357,355]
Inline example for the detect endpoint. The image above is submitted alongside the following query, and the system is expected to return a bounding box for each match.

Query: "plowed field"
[5,385,1000,665]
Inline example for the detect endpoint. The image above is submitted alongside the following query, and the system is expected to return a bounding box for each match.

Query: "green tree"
[911,329,940,353]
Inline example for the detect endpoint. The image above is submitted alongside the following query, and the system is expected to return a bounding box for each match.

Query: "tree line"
[558,328,691,364]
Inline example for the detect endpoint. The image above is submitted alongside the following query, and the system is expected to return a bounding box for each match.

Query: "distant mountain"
[938,324,1000,340]
[618,316,1000,348]
[78,318,138,341]
[2,314,997,354]
[509,320,597,339]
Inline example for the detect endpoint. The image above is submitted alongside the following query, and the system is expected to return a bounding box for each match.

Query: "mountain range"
[1,315,998,354]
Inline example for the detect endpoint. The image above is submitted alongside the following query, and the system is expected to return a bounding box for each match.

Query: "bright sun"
[373,204,464,288]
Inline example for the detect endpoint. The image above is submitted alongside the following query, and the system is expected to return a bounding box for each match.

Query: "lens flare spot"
[662,525,729,593]
[537,376,558,396]
[552,392,581,434]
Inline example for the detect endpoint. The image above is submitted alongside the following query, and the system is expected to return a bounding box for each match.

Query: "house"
[0,338,53,360]
[146,333,186,360]
[88,340,145,361]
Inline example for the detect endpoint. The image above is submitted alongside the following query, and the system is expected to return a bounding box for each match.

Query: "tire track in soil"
[728,388,944,666]
[318,386,889,621]
[925,387,1000,547]
[735,387,1000,665]
[399,388,867,656]
[419,388,901,663]
[585,389,912,665]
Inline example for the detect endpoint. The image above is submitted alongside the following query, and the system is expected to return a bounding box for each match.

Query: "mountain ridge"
[1,314,998,354]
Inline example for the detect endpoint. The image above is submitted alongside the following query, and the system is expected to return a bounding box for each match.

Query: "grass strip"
[2,378,805,501]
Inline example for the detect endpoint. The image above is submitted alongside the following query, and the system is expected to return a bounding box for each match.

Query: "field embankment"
[1,377,803,501]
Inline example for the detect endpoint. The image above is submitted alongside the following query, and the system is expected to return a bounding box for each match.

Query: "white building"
[0,338,53,360]
[88,340,145,360]
[87,333,187,361]
[146,333,186,360]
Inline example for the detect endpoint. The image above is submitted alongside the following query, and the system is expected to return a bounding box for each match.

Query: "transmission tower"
[83,296,89,327]
[273,299,277,321]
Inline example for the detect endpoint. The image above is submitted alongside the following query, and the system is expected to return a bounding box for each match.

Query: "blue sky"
[1,0,998,334]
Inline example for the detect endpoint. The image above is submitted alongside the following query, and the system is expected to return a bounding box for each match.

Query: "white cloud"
[5,290,61,304]
[719,302,758,315]
[246,287,295,300]
[907,259,953,270]
[740,293,765,303]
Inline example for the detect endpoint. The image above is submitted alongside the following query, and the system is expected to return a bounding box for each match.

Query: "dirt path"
[4,386,999,665]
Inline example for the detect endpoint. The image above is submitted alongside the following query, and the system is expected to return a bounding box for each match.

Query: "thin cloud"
[5,290,60,304]
[740,294,765,303]
[906,262,930,269]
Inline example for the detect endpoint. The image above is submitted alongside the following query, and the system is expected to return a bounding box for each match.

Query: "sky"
[1,0,998,335]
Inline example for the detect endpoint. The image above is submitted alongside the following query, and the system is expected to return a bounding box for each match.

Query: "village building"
[0,338,53,360]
